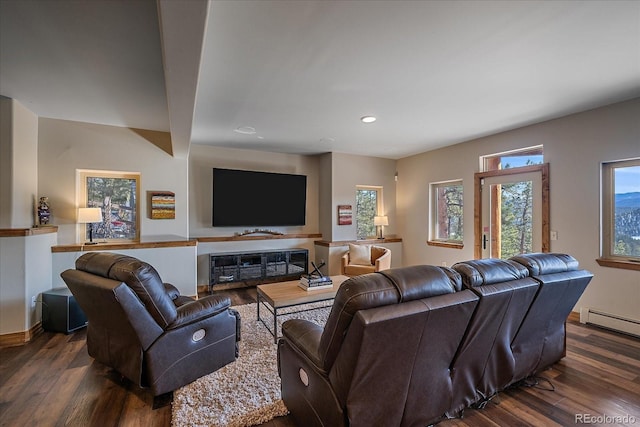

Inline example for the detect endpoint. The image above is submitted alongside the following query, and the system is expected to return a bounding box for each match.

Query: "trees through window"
[356,186,381,240]
[430,180,463,245]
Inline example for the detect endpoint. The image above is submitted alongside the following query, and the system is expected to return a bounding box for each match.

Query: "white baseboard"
[580,307,640,337]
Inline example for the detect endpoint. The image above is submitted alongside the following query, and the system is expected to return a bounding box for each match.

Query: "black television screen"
[212,168,307,226]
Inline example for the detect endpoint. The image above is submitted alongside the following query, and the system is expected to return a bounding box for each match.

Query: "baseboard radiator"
[579,307,640,337]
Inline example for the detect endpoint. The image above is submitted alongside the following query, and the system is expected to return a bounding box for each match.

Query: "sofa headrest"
[379,265,461,302]
[76,252,136,277]
[452,258,529,288]
[75,252,177,328]
[318,265,461,371]
[318,272,398,371]
[509,253,579,276]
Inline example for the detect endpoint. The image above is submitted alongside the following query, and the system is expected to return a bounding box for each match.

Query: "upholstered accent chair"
[341,243,391,276]
[61,252,240,396]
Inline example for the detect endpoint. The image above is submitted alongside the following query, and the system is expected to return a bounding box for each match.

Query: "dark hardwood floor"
[1,287,638,426]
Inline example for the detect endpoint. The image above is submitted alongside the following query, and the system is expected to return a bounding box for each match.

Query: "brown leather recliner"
[278,254,592,425]
[278,266,479,427]
[449,258,540,414]
[61,252,240,396]
[508,253,593,382]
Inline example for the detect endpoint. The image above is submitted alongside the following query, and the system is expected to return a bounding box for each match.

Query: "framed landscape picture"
[79,170,140,242]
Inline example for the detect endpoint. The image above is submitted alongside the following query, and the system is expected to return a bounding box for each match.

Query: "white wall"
[397,98,640,319]
[52,245,197,297]
[37,118,189,245]
[0,97,38,228]
[0,232,56,335]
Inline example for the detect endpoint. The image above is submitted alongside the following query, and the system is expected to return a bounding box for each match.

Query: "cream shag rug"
[172,302,331,427]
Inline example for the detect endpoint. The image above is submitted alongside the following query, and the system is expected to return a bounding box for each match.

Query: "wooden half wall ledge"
[51,234,324,252]
[51,238,197,253]
[195,233,322,242]
[314,237,402,247]
[0,226,58,237]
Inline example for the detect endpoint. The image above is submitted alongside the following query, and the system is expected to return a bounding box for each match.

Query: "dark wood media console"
[209,248,308,291]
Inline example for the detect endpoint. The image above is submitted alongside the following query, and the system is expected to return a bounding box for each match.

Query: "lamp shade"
[78,207,103,223]
[374,215,389,226]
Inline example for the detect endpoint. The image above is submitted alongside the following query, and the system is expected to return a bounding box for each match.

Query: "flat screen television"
[212,168,307,227]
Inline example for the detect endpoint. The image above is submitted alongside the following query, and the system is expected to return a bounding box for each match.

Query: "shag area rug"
[172,302,331,427]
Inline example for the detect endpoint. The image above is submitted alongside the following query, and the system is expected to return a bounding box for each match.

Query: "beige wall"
[188,144,323,286]
[187,148,400,282]
[397,98,640,320]
[188,144,320,238]
[37,118,189,245]
[328,152,397,242]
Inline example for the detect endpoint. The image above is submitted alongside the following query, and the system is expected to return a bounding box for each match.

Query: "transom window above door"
[481,145,543,171]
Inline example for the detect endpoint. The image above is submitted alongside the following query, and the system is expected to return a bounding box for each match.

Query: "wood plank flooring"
[1,287,638,426]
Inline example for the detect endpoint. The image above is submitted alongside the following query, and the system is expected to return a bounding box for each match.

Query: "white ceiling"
[1,0,639,160]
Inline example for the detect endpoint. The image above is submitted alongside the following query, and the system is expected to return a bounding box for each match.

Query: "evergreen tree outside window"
[498,180,533,258]
[430,180,463,244]
[601,159,640,264]
[356,186,381,240]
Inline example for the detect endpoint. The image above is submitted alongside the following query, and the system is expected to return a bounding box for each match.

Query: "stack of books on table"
[298,274,333,291]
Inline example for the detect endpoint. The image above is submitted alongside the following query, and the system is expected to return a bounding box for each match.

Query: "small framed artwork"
[150,191,176,219]
[338,205,352,225]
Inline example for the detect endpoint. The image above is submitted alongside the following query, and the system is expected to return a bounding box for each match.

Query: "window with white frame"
[601,158,640,265]
[355,186,382,240]
[429,180,463,245]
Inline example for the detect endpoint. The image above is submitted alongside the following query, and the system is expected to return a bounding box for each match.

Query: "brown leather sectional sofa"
[61,252,240,396]
[278,253,593,426]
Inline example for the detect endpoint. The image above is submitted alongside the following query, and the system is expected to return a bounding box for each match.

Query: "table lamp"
[374,215,389,239]
[78,207,103,245]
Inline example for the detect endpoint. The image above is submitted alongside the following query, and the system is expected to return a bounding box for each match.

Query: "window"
[356,186,382,240]
[429,180,463,247]
[599,158,640,270]
[482,146,543,171]
[79,170,140,242]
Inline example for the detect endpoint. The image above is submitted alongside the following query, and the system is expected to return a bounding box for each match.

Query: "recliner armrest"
[282,319,324,370]
[169,295,231,329]
[163,282,181,300]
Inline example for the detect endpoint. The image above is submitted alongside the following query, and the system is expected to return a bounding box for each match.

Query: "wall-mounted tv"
[212,168,307,227]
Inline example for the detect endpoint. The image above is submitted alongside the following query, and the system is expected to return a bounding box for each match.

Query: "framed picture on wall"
[79,170,141,242]
[149,191,176,219]
[338,204,352,225]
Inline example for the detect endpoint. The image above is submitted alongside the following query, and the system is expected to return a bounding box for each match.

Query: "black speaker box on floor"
[42,287,87,334]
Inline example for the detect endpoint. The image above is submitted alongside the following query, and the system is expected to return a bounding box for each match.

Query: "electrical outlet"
[551,230,558,241]
[441,261,447,267]
[31,295,36,308]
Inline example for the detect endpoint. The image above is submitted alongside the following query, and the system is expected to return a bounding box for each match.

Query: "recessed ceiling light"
[361,116,376,123]
[234,126,256,134]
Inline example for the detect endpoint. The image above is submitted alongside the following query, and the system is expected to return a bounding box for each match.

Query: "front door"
[475,164,549,259]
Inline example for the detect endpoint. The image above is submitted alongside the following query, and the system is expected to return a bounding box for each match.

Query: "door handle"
[483,234,488,250]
